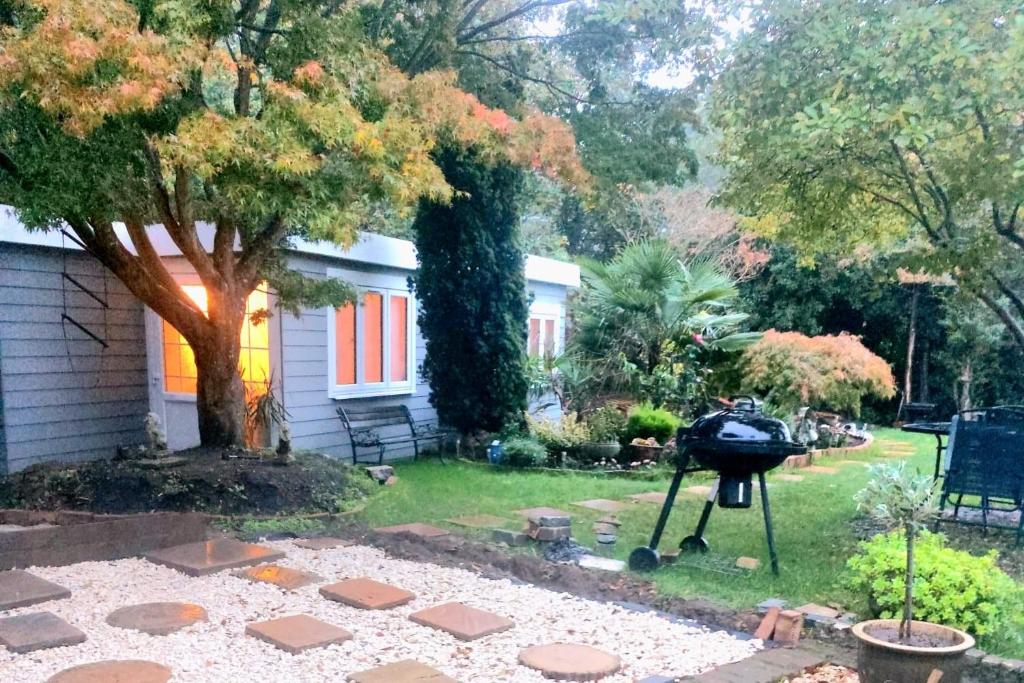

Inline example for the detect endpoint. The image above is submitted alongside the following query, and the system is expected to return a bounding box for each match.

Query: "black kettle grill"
[628,397,807,575]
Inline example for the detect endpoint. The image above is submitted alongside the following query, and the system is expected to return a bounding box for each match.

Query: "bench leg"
[378,444,385,466]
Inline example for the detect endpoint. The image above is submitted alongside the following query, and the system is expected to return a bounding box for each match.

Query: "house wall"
[0,244,148,473]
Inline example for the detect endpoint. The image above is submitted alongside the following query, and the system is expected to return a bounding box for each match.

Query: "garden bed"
[0,449,374,516]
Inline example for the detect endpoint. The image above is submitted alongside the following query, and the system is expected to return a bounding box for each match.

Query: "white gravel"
[0,540,760,682]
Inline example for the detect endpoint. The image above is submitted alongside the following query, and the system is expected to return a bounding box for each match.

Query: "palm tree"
[569,239,759,404]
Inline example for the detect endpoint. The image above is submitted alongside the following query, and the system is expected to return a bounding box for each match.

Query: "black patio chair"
[936,406,1024,545]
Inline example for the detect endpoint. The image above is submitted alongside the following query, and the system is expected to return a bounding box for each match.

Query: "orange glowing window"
[544,319,555,356]
[335,303,356,385]
[363,292,383,383]
[162,285,270,395]
[390,296,408,382]
[528,318,540,356]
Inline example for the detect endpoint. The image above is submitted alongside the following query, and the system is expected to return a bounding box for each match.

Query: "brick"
[491,529,529,546]
[735,556,761,571]
[517,507,571,526]
[527,522,570,541]
[754,606,780,641]
[757,598,787,613]
[772,610,804,646]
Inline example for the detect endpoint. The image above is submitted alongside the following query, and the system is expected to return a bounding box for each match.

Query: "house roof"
[0,205,580,288]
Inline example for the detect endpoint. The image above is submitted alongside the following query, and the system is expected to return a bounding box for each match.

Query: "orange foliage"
[741,330,896,416]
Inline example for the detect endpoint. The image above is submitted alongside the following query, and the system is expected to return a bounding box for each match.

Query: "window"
[329,286,414,398]
[528,302,562,358]
[162,285,270,396]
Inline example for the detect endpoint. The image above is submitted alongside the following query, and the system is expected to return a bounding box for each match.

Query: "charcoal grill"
[628,397,807,575]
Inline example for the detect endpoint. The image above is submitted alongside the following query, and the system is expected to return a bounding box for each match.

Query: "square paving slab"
[570,499,627,513]
[292,537,353,550]
[374,523,450,538]
[626,492,668,504]
[409,602,513,641]
[245,614,352,654]
[144,539,285,577]
[348,659,458,683]
[0,611,86,653]
[320,578,415,610]
[444,514,509,529]
[0,570,71,611]
[234,564,321,590]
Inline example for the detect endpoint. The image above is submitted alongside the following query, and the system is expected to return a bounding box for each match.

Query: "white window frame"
[528,301,563,357]
[326,269,416,399]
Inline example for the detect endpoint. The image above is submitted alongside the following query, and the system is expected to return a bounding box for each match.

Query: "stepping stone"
[348,659,457,683]
[570,499,626,513]
[374,523,450,538]
[683,485,713,497]
[47,660,172,683]
[578,555,625,572]
[518,643,621,681]
[803,465,838,474]
[245,614,352,654]
[0,611,86,653]
[627,492,667,505]
[516,507,571,524]
[320,577,415,610]
[409,602,513,641]
[293,537,353,550]
[144,538,284,577]
[775,474,804,482]
[445,514,509,529]
[234,564,321,590]
[106,602,207,635]
[0,570,71,611]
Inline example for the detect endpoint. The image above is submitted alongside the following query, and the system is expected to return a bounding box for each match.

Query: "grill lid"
[680,397,807,474]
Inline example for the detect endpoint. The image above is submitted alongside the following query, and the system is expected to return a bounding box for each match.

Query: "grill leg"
[647,466,688,551]
[758,472,780,576]
[691,479,719,539]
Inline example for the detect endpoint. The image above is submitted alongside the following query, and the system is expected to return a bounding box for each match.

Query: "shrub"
[623,404,681,445]
[527,412,589,454]
[740,330,896,416]
[585,406,627,443]
[847,531,1023,637]
[501,435,548,468]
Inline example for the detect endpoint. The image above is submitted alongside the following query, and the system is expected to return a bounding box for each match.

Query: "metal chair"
[936,406,1024,545]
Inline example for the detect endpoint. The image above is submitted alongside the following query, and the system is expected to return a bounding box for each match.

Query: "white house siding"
[0,244,148,473]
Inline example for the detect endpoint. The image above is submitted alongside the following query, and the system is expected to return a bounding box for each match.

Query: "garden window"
[162,285,270,396]
[329,287,414,398]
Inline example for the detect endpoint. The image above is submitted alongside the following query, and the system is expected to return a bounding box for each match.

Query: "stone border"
[782,432,874,470]
[0,510,207,570]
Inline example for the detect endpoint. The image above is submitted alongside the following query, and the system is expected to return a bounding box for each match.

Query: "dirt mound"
[0,449,374,516]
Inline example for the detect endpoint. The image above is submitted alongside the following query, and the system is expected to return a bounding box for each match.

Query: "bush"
[623,404,681,445]
[500,435,548,468]
[527,412,589,454]
[585,406,627,443]
[847,531,1023,637]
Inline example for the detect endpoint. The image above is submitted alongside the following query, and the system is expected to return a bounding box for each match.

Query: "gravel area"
[0,540,760,682]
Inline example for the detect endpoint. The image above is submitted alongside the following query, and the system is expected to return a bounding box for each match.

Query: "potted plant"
[851,462,975,683]
[578,406,625,462]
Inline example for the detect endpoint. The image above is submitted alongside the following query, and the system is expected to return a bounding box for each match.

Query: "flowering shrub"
[847,531,1023,638]
[740,330,895,416]
[527,412,589,454]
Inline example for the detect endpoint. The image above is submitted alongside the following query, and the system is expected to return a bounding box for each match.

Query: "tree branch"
[457,0,573,42]
[124,215,202,315]
[978,290,1024,351]
[236,214,286,287]
[889,139,939,241]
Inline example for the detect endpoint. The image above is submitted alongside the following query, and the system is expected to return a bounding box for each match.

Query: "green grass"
[357,428,1024,656]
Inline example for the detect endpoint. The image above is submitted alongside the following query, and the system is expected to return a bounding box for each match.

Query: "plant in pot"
[578,406,626,463]
[851,462,975,683]
[622,404,680,462]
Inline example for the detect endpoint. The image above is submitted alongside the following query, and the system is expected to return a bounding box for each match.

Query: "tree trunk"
[958,359,973,412]
[902,285,919,417]
[191,288,248,448]
[902,523,915,640]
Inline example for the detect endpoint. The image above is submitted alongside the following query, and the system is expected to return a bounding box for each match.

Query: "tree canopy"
[714,0,1024,350]
[0,0,584,445]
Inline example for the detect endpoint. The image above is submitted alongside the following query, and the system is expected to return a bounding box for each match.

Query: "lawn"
[358,428,1024,657]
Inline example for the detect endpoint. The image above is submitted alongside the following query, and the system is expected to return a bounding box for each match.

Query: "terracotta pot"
[852,619,975,683]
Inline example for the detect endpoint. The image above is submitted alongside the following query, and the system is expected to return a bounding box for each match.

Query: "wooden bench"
[336,404,453,464]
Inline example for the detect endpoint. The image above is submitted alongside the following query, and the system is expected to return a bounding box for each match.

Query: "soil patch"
[0,449,375,516]
[862,624,962,649]
[346,524,762,633]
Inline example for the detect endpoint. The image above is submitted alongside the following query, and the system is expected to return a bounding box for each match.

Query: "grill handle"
[732,395,759,412]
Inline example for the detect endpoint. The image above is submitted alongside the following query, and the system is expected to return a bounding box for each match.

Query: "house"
[0,206,579,474]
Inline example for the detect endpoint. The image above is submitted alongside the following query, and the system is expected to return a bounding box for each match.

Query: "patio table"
[901,421,951,481]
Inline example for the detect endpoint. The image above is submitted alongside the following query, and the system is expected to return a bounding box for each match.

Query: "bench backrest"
[944,407,1024,503]
[337,405,414,432]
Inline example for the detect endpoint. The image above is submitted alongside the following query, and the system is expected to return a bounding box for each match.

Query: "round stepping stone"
[519,643,621,681]
[106,602,206,635]
[47,660,171,683]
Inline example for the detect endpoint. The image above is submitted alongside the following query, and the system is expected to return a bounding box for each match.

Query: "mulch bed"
[0,448,374,516]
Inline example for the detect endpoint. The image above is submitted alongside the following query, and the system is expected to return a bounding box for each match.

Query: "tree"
[570,239,759,410]
[0,0,584,447]
[412,145,529,435]
[713,0,1024,352]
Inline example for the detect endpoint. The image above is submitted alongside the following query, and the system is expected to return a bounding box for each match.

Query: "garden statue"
[144,412,169,453]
